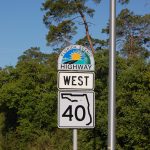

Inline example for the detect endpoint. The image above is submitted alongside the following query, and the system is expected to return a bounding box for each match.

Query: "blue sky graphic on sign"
[62,48,91,65]
[58,45,95,71]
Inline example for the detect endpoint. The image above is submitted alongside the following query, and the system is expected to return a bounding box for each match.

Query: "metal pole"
[73,129,77,150]
[108,0,116,150]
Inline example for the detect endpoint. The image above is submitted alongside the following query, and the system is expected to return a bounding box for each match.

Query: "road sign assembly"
[57,44,95,150]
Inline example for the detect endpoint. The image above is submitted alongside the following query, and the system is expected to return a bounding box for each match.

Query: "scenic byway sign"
[58,72,95,90]
[58,45,95,71]
[58,91,95,128]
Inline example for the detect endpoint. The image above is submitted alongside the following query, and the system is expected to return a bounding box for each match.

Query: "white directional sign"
[58,91,95,128]
[58,72,94,90]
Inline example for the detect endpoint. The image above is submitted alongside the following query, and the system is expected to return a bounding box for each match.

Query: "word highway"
[60,64,92,70]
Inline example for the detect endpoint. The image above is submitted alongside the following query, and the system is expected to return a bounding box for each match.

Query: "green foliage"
[0,113,5,150]
[0,47,58,149]
[76,36,108,51]
[0,47,150,149]
[47,20,77,47]
[116,57,150,149]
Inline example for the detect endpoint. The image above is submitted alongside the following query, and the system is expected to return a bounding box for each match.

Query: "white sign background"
[58,91,95,128]
[58,72,95,90]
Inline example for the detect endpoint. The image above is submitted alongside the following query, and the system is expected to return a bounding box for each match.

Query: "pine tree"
[102,9,150,58]
[42,0,102,54]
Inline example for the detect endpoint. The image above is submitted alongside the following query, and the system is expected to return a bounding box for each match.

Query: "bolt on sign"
[57,45,95,128]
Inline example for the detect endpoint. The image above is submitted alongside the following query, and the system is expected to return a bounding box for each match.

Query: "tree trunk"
[78,10,95,55]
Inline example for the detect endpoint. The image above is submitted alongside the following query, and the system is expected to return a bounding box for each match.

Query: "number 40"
[62,105,86,121]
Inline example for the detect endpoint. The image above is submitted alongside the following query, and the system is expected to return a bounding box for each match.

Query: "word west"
[64,76,89,86]
[58,72,94,89]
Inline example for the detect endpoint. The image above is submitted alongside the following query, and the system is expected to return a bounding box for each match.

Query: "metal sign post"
[108,0,116,150]
[73,129,77,150]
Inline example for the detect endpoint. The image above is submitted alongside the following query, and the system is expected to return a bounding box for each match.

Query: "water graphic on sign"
[62,49,91,65]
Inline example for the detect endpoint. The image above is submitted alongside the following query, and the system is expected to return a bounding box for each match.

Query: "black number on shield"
[62,105,73,121]
[62,105,86,121]
[75,105,86,121]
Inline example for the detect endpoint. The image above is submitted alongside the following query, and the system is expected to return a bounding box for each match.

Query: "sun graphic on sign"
[71,52,81,60]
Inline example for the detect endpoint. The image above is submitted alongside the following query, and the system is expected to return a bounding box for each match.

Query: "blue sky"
[0,0,149,68]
